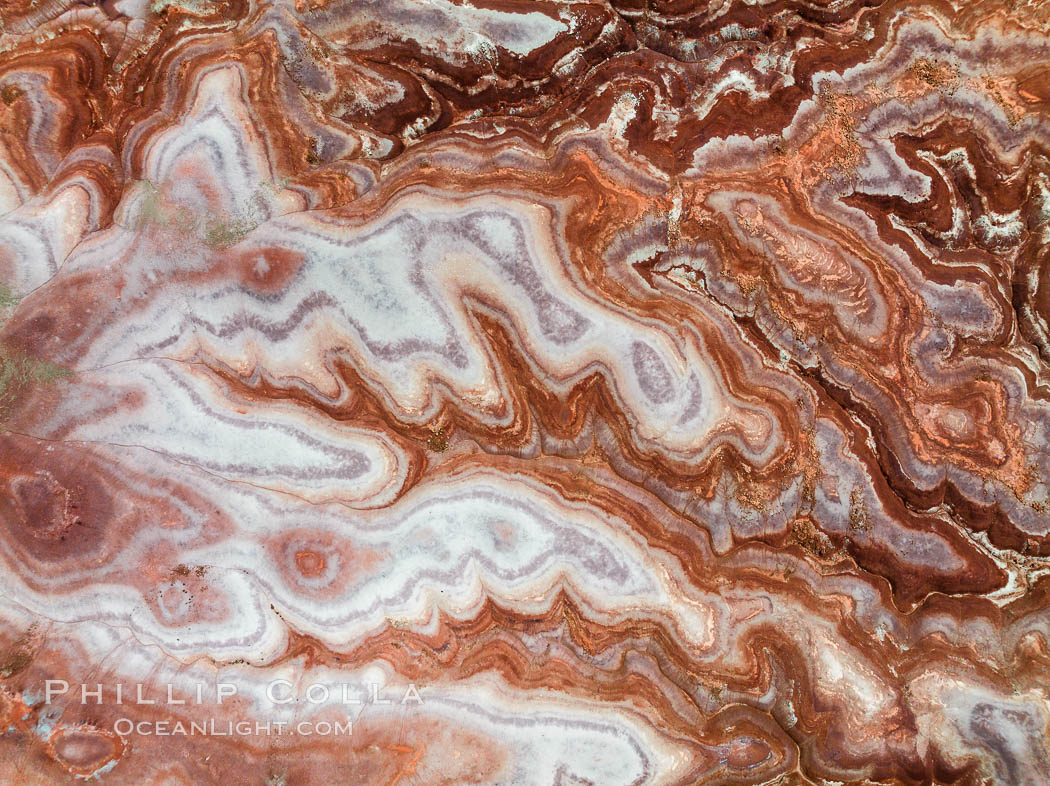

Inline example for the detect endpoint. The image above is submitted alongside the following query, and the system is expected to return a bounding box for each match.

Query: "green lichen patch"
[0,348,73,418]
[127,179,265,248]
[0,283,18,311]
[203,214,257,249]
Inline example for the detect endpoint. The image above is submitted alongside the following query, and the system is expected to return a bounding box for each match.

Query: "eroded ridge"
[1,0,1049,783]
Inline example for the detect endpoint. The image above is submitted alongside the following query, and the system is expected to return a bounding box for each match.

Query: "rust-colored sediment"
[0,0,1049,783]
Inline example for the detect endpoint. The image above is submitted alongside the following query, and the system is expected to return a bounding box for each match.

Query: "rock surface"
[0,0,1049,782]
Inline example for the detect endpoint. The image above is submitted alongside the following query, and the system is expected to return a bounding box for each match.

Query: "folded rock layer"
[0,0,1049,783]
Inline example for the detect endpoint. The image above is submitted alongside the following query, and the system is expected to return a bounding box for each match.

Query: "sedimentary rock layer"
[1,0,1049,783]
